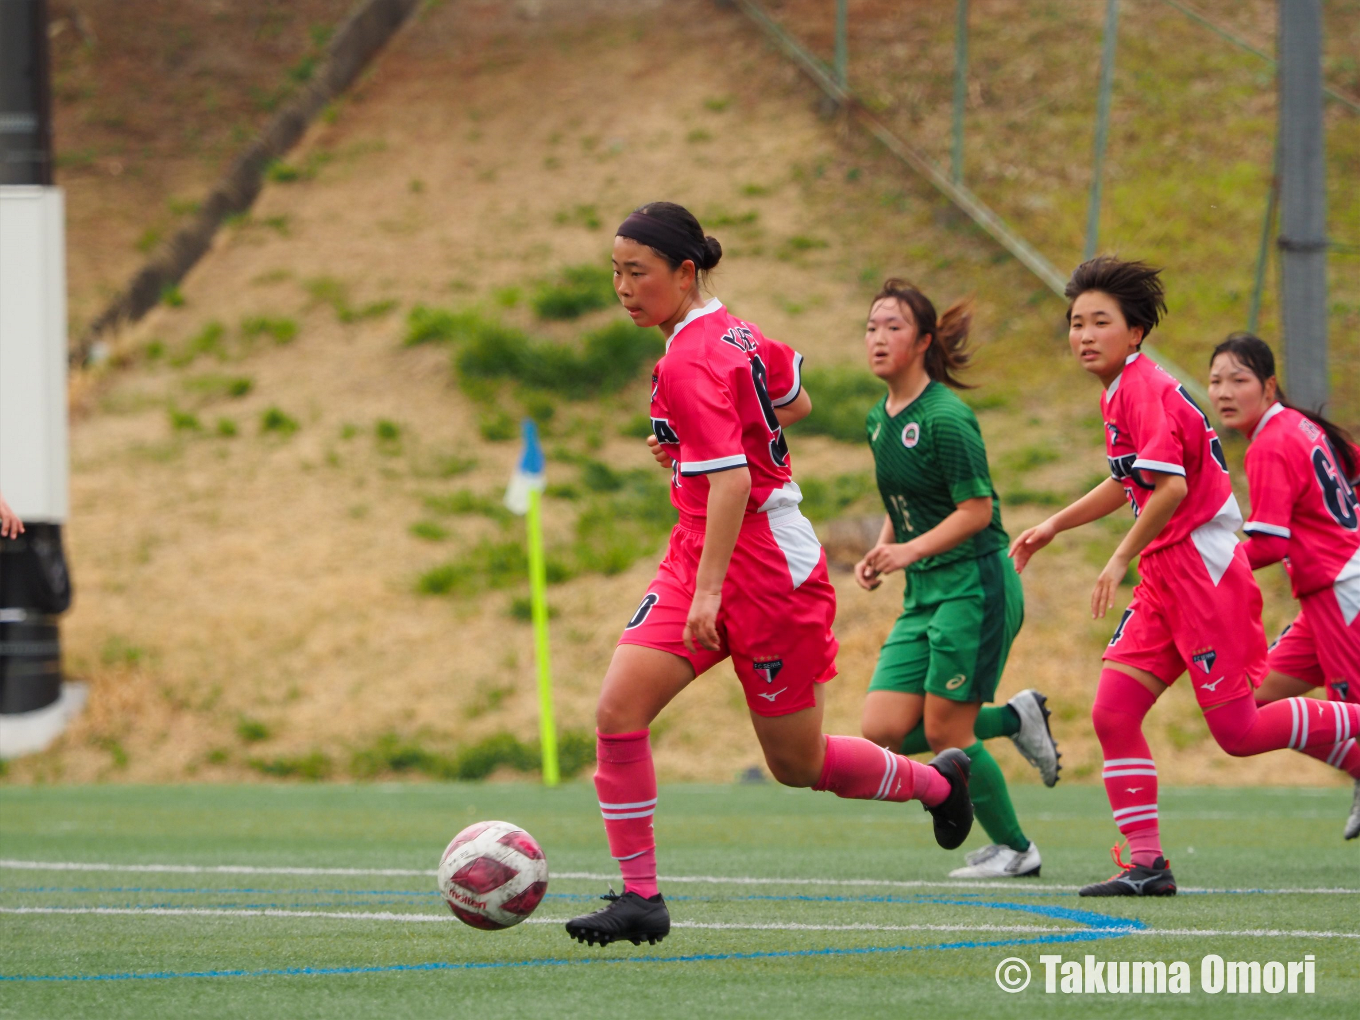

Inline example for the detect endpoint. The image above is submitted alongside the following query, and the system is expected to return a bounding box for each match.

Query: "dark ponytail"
[871,279,975,389]
[1211,332,1357,481]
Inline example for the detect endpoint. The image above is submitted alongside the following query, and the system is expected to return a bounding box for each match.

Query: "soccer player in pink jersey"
[1208,332,1360,839]
[1010,256,1360,896]
[564,202,973,947]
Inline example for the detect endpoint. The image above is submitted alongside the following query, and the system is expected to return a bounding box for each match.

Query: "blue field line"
[0,929,1132,984]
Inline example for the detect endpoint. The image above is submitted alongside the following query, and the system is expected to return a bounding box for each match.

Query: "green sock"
[898,722,930,755]
[963,741,1028,852]
[895,704,1018,755]
[973,704,1021,741]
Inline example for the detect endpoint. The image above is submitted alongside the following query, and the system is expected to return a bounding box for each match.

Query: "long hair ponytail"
[1211,332,1357,481]
[872,279,975,390]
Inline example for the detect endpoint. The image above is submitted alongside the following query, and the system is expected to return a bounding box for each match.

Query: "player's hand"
[683,590,723,653]
[1008,520,1055,573]
[863,542,919,576]
[853,555,882,591]
[1091,554,1128,619]
[645,435,673,469]
[0,493,22,540]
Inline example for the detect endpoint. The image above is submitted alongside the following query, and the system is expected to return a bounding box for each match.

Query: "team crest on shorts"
[901,422,920,449]
[752,659,784,684]
[1191,647,1217,674]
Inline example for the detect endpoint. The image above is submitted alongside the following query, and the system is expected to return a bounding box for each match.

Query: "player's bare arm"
[0,491,23,539]
[853,514,896,590]
[684,465,751,654]
[1009,477,1126,572]
[863,496,992,577]
[1089,470,1185,619]
[774,388,812,428]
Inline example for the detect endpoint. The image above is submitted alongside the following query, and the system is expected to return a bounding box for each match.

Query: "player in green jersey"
[854,279,1061,878]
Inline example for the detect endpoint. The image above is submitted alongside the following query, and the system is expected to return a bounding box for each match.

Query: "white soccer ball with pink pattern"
[437,820,549,929]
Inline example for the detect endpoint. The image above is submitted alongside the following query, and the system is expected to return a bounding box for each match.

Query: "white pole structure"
[1277,0,1329,411]
[0,0,84,758]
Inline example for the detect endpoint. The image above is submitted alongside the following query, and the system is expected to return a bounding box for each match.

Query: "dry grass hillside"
[7,0,1355,788]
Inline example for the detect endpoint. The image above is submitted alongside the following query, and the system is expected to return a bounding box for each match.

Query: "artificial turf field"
[0,783,1355,1019]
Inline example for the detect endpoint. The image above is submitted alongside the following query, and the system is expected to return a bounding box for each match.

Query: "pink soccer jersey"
[1243,403,1360,599]
[650,299,804,522]
[1101,352,1240,556]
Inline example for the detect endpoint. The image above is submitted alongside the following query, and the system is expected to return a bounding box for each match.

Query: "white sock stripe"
[1111,803,1159,818]
[1288,697,1301,750]
[1101,767,1159,777]
[1101,757,1157,767]
[1300,698,1310,748]
[1116,811,1161,828]
[597,798,658,811]
[600,809,655,820]
[1327,741,1346,767]
[874,747,898,801]
[612,849,651,862]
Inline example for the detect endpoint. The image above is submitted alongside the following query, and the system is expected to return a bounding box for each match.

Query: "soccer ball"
[437,820,549,929]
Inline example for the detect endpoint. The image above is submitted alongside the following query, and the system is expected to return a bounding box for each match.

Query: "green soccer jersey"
[865,381,1009,573]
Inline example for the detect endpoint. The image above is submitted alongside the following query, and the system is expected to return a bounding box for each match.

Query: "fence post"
[1278,0,1329,411]
[1083,0,1119,261]
[834,0,848,89]
[1247,142,1279,335]
[952,0,968,185]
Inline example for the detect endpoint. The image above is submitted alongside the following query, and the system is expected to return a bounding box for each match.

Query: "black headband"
[616,212,708,270]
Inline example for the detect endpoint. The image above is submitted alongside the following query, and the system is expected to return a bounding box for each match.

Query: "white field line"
[2,860,1357,896]
[2,906,1357,940]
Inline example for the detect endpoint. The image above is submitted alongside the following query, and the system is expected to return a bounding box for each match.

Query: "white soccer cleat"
[1007,688,1061,787]
[1345,779,1360,841]
[948,841,1041,878]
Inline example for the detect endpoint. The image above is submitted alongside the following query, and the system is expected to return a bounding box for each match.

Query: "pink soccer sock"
[1300,737,1360,779]
[594,729,658,899]
[1092,668,1163,867]
[812,735,950,806]
[1206,694,1360,757]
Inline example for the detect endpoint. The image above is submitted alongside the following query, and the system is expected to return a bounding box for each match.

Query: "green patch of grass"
[215,417,238,438]
[1002,487,1065,507]
[798,473,875,522]
[1003,442,1061,474]
[776,234,829,260]
[686,128,712,143]
[572,469,675,576]
[260,407,298,436]
[374,419,401,443]
[167,408,201,432]
[183,374,252,401]
[144,339,166,361]
[545,483,580,500]
[402,306,491,346]
[521,392,556,425]
[99,636,145,667]
[479,411,518,442]
[459,317,662,400]
[349,730,593,782]
[235,718,271,743]
[554,204,602,230]
[247,751,331,780]
[703,95,734,111]
[135,228,160,254]
[741,181,773,196]
[493,286,521,308]
[408,520,449,542]
[241,316,298,345]
[620,413,655,439]
[169,321,225,366]
[305,277,396,324]
[94,737,128,769]
[963,390,1010,412]
[422,489,510,521]
[705,209,759,228]
[160,285,185,308]
[788,366,884,443]
[530,263,615,320]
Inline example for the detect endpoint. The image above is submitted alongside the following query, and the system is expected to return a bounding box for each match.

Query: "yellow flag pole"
[526,486,559,786]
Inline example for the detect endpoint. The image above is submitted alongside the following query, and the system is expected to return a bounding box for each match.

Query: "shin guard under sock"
[594,729,658,898]
[1092,668,1162,867]
[1205,694,1360,757]
[814,735,950,806]
[963,741,1028,852]
[1300,737,1360,779]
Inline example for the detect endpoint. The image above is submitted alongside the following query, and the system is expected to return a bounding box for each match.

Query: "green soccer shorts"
[868,550,1024,704]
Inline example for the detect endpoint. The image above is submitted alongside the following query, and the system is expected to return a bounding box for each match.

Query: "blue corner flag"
[504,419,546,515]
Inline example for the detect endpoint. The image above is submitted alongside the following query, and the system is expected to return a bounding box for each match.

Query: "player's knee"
[1090,702,1122,744]
[595,697,638,735]
[861,721,900,750]
[763,749,818,788]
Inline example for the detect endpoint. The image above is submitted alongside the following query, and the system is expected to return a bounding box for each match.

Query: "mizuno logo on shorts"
[757,687,787,702]
[1200,677,1225,692]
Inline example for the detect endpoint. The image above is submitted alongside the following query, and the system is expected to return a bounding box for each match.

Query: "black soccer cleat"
[1079,851,1177,897]
[565,889,670,947]
[923,748,973,850]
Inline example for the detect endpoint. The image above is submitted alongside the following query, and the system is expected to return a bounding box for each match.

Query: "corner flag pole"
[505,420,559,786]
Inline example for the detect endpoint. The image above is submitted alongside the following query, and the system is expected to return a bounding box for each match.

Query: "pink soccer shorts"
[1268,585,1360,703]
[618,508,839,717]
[1104,536,1268,708]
